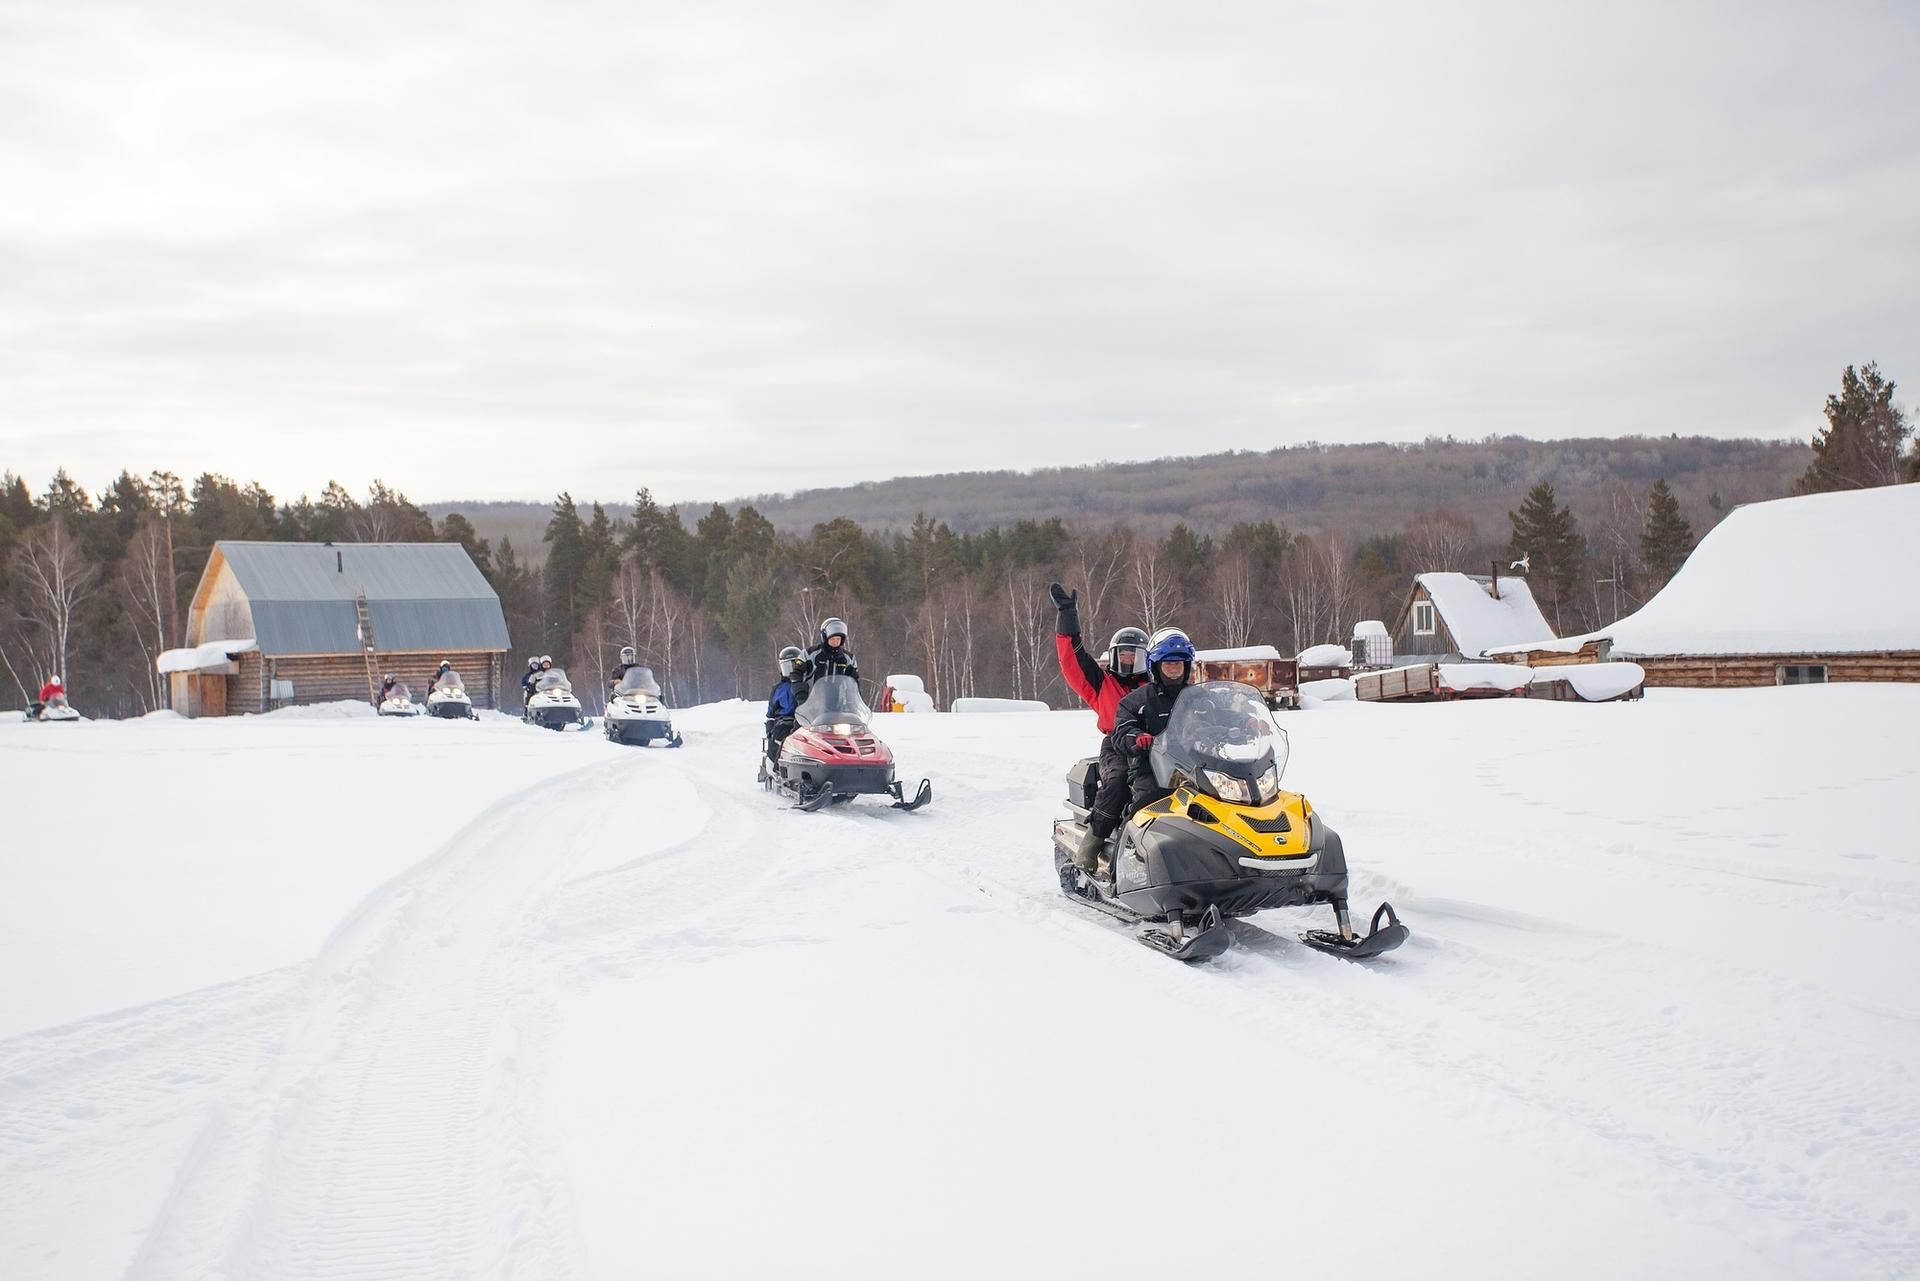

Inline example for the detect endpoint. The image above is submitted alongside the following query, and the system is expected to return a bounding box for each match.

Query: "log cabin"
[1487,485,1920,687]
[158,541,512,715]
[1390,571,1555,662]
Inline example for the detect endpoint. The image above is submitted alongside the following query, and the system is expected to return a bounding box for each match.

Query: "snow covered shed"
[1391,572,1556,661]
[1487,485,1920,687]
[170,541,512,715]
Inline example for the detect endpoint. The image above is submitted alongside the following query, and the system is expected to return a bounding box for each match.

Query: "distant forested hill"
[430,436,1806,564]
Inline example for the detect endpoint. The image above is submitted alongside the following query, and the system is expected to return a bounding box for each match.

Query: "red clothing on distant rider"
[38,680,64,703]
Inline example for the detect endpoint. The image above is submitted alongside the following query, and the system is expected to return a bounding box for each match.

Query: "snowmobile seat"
[1066,758,1099,812]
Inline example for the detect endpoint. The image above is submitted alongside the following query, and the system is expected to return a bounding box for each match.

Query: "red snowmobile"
[759,675,932,812]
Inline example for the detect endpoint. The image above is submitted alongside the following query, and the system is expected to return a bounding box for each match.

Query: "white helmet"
[620,646,636,664]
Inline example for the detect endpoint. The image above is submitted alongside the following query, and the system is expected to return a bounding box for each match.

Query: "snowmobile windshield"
[45,693,67,710]
[535,670,572,693]
[795,675,872,730]
[385,683,412,702]
[437,672,465,692]
[616,667,661,697]
[1150,681,1289,803]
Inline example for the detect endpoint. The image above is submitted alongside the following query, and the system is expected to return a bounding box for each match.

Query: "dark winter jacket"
[1055,632,1146,734]
[608,662,636,686]
[806,641,859,683]
[1110,677,1189,810]
[766,678,800,722]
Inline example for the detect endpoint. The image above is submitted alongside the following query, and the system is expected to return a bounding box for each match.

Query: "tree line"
[6,364,1911,716]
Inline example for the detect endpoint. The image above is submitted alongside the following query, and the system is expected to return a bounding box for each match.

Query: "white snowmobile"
[603,667,682,747]
[377,681,424,717]
[426,670,479,720]
[525,668,592,732]
[24,692,81,723]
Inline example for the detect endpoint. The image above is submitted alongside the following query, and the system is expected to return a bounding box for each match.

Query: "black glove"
[1049,583,1081,637]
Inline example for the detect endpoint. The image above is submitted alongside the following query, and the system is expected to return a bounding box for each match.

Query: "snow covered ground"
[2,687,1916,1279]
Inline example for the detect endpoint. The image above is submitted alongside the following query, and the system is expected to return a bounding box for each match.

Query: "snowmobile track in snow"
[122,756,643,1281]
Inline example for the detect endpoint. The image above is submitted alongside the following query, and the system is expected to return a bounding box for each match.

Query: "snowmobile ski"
[1057,864,1230,963]
[890,778,933,812]
[1299,902,1409,961]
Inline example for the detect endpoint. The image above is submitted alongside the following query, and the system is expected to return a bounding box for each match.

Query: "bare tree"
[1069,525,1129,639]
[1211,549,1256,648]
[1279,532,1355,652]
[12,513,98,688]
[122,518,173,709]
[1401,509,1478,573]
[1128,541,1178,633]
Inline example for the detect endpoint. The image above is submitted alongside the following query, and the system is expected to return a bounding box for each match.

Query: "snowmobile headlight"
[1254,763,1280,803]
[1202,769,1251,804]
[832,722,855,736]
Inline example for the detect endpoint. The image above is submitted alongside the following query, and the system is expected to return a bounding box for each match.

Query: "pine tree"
[436,512,493,578]
[1638,479,1695,587]
[541,493,588,665]
[1506,482,1585,631]
[1794,362,1911,494]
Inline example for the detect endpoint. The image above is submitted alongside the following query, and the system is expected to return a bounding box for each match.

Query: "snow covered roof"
[1491,485,1920,658]
[1195,645,1283,662]
[1412,573,1556,657]
[157,638,258,674]
[204,542,509,656]
[1297,643,1352,667]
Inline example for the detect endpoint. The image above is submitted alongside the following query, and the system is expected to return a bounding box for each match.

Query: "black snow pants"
[1087,735,1131,839]
[766,716,797,763]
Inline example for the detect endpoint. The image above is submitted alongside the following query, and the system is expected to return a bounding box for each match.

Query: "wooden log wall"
[261,650,507,709]
[1638,653,1920,688]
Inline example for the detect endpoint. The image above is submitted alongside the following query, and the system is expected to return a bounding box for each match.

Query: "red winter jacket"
[38,680,64,703]
[1055,633,1145,733]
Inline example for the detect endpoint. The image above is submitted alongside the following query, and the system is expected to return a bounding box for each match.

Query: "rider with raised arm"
[1049,583,1150,873]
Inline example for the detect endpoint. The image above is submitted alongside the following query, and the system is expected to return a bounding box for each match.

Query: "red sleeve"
[1055,633,1106,709]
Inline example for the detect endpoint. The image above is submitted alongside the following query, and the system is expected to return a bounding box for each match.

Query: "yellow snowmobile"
[1052,679,1409,962]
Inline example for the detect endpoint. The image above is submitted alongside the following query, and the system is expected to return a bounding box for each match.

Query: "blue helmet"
[1146,627,1194,665]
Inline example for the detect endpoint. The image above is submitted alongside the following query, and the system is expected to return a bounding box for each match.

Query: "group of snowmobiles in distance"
[378,664,481,720]
[520,647,682,746]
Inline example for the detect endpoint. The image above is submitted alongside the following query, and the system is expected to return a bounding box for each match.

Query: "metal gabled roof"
[213,541,510,656]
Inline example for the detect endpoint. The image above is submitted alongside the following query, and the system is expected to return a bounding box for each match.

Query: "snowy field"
[2,687,1916,1279]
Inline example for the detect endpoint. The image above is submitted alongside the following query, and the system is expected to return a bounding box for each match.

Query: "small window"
[1777,664,1827,686]
[1412,601,1436,636]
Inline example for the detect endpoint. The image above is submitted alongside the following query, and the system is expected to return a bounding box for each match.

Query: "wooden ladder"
[355,590,379,704]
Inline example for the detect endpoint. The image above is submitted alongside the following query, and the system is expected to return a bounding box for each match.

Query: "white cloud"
[2,0,1915,505]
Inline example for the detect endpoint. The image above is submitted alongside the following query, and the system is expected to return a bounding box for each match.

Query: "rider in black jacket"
[1109,628,1197,819]
[805,617,860,682]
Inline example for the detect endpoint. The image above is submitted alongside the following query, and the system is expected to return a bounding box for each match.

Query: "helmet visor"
[1109,645,1148,678]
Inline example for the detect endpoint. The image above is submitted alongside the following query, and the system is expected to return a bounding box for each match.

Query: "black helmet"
[820,617,849,646]
[778,644,803,678]
[1106,626,1149,679]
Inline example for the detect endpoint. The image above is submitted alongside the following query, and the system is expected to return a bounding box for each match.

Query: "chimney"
[337,550,344,574]
[1490,559,1500,599]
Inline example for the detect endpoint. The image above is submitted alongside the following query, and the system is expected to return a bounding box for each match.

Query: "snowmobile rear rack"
[1300,901,1408,961]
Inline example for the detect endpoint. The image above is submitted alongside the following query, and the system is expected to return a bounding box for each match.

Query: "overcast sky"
[2,0,1915,507]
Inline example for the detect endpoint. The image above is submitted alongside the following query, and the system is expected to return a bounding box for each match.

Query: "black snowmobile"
[1053,679,1409,963]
